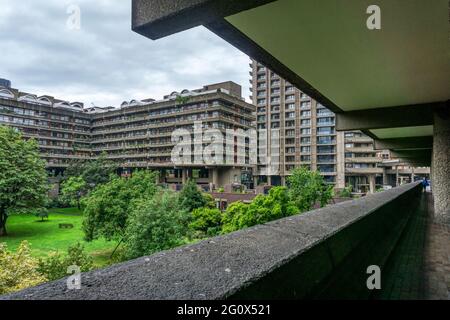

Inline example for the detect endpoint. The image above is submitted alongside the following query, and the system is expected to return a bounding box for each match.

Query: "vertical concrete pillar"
[369,175,376,194]
[432,108,450,224]
[395,166,399,187]
[281,176,286,187]
[212,168,219,188]
[382,167,388,185]
[181,169,186,184]
[267,175,272,186]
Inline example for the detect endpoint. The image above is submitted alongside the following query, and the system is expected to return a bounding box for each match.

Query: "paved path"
[423,193,450,299]
[376,192,449,300]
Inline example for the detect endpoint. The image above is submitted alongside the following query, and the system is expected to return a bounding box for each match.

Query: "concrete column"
[212,168,219,188]
[267,175,272,186]
[395,166,399,187]
[281,176,286,187]
[181,169,186,184]
[382,167,388,185]
[432,108,450,224]
[369,175,376,194]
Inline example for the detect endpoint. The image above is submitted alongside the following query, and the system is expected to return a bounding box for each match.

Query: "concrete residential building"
[249,61,426,192]
[0,81,255,189]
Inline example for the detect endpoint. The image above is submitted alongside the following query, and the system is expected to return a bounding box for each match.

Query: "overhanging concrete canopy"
[131,0,449,150]
[374,137,433,151]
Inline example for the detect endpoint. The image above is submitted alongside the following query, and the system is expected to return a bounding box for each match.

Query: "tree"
[82,170,158,242]
[124,189,190,259]
[287,167,334,213]
[0,241,47,295]
[221,187,298,233]
[178,179,208,213]
[0,126,48,236]
[189,207,223,236]
[60,176,87,209]
[64,152,117,189]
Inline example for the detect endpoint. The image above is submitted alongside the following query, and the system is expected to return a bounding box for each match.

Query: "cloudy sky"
[0,0,251,107]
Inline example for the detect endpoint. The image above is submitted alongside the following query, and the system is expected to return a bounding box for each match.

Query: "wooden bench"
[59,223,74,229]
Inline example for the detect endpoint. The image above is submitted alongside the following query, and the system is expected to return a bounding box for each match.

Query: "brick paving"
[423,198,450,299]
[376,192,450,300]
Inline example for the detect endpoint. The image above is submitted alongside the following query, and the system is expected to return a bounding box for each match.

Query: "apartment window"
[271,97,280,104]
[286,112,295,119]
[345,143,353,148]
[285,120,295,127]
[300,119,311,126]
[271,114,280,120]
[257,99,266,105]
[317,145,335,154]
[286,129,295,137]
[285,95,295,101]
[286,138,295,145]
[271,89,280,95]
[286,103,295,110]
[286,156,295,162]
[300,93,309,99]
[317,126,334,135]
[271,122,280,129]
[301,128,311,135]
[301,155,311,162]
[318,164,335,173]
[317,136,335,145]
[301,137,311,144]
[257,107,266,113]
[271,105,280,112]
[318,155,335,163]
[300,101,311,109]
[285,86,294,92]
[301,146,311,153]
[286,147,295,154]
[300,110,311,117]
[257,115,266,122]
[317,117,335,125]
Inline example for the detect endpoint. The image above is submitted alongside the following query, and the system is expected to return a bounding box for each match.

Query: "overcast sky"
[0,0,251,107]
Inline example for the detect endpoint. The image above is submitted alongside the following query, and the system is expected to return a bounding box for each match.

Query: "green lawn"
[0,208,118,267]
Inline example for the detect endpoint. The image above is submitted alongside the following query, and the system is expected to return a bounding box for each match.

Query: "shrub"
[339,184,353,198]
[221,187,298,233]
[124,190,190,259]
[37,242,93,281]
[0,241,47,295]
[189,207,223,236]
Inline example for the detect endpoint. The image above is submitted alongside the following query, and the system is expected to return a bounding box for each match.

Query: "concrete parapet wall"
[1,182,421,300]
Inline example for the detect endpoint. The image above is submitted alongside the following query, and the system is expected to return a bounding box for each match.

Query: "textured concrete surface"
[432,108,450,224]
[1,183,420,300]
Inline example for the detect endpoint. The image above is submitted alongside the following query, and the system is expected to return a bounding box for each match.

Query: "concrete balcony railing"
[345,147,377,153]
[345,157,381,164]
[345,167,384,174]
[1,182,422,300]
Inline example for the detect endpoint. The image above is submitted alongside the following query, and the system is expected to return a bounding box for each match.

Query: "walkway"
[376,192,450,300]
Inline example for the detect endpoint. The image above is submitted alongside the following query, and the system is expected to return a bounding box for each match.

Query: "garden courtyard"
[0,208,117,267]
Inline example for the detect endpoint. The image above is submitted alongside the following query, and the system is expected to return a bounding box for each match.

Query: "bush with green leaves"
[339,184,353,198]
[0,241,47,295]
[37,242,93,281]
[189,207,223,236]
[82,170,158,242]
[221,187,298,233]
[287,167,334,212]
[124,189,190,259]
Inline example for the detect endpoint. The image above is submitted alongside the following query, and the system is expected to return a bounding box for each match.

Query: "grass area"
[0,208,118,267]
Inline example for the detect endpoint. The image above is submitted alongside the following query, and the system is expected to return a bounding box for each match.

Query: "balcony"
[345,157,381,164]
[345,167,384,174]
[4,183,440,300]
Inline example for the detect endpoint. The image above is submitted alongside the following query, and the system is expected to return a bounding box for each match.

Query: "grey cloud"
[0,0,251,107]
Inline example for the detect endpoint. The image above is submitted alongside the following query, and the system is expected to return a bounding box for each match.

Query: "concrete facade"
[0,82,255,189]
